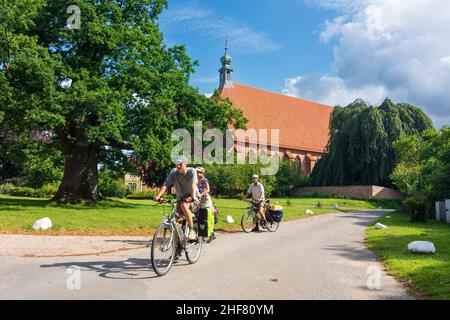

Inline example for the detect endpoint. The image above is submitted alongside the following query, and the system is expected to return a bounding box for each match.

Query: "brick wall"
[291,185,402,200]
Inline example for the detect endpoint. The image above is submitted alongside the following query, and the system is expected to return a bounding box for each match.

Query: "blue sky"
[159,0,337,93]
[159,0,450,129]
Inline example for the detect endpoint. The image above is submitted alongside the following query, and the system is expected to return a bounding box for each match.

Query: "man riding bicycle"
[154,156,199,241]
[243,174,268,232]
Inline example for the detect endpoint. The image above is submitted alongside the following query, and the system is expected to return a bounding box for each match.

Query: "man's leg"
[259,202,267,221]
[180,202,194,229]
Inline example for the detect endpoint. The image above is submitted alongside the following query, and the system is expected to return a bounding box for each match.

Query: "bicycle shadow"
[40,256,190,280]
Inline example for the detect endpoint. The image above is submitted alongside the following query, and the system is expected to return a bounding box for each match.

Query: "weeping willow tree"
[311,98,433,187]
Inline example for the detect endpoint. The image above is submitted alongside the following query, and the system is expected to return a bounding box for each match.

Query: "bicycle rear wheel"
[267,221,280,232]
[241,210,255,233]
[185,224,202,264]
[151,224,175,277]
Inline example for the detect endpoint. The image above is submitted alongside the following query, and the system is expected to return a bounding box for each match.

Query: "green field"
[366,211,450,300]
[0,194,388,236]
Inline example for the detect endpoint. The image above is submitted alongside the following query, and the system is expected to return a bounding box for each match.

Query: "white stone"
[305,210,314,215]
[226,215,235,224]
[375,223,387,229]
[31,217,52,231]
[333,204,340,210]
[408,241,436,254]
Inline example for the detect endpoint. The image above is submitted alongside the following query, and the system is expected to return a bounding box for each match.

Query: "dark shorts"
[176,195,194,217]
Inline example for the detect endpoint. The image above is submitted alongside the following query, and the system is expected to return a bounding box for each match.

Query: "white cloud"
[160,3,280,54]
[283,75,387,106]
[286,0,450,129]
[320,16,348,43]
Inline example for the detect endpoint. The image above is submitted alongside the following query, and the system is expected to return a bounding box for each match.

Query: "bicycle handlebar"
[154,198,175,205]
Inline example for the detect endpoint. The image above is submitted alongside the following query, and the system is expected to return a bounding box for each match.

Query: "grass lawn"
[366,211,450,300]
[0,194,392,236]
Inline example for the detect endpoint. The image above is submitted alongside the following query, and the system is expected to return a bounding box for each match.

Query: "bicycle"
[151,198,202,277]
[241,199,280,233]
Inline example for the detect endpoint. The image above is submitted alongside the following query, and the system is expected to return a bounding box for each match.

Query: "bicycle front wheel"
[151,224,175,277]
[185,224,202,264]
[241,211,255,233]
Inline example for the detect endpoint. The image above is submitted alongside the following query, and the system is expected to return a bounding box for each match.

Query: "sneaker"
[174,247,182,261]
[251,227,260,232]
[207,234,217,243]
[188,229,197,241]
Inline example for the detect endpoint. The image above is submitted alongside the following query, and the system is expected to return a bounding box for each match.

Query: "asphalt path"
[0,210,410,300]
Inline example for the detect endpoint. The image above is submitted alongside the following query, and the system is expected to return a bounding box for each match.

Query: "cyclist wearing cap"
[155,156,199,241]
[196,167,217,242]
[243,174,267,232]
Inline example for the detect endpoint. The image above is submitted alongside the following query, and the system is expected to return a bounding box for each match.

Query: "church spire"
[219,38,233,89]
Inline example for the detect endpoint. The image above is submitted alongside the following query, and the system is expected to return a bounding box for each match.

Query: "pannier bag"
[198,207,215,237]
[269,204,284,223]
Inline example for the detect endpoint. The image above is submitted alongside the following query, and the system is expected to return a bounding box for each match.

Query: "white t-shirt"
[247,182,265,201]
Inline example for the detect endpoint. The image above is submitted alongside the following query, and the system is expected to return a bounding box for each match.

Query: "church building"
[217,43,333,175]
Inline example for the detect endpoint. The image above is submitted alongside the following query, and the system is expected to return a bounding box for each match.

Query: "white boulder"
[226,215,235,224]
[408,241,436,254]
[333,204,340,210]
[31,217,52,231]
[305,210,314,215]
[375,223,388,229]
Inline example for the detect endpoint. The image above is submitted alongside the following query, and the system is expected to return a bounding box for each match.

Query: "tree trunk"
[54,125,101,203]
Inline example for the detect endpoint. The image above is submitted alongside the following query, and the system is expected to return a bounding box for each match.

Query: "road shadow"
[323,243,377,261]
[40,256,191,280]
[337,211,386,227]
[105,239,151,246]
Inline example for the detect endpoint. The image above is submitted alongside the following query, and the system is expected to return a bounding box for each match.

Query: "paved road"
[0,210,411,300]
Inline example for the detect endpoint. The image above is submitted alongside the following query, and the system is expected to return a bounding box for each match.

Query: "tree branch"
[106,138,134,151]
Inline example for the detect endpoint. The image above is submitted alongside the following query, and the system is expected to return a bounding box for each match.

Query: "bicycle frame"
[158,199,195,251]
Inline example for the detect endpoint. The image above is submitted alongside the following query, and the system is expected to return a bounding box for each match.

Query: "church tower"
[219,40,233,89]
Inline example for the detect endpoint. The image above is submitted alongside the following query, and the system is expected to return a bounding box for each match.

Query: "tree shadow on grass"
[0,196,150,211]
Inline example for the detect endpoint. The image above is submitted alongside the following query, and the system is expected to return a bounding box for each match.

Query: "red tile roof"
[220,83,333,153]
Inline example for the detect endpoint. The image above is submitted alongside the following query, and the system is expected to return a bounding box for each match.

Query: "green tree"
[311,98,433,187]
[0,1,245,202]
[391,128,450,221]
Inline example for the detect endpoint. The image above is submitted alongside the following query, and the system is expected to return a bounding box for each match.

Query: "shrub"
[0,183,58,198]
[9,186,37,198]
[402,194,434,222]
[0,183,16,194]
[100,178,127,198]
[38,184,59,198]
[126,190,158,200]
[99,170,128,198]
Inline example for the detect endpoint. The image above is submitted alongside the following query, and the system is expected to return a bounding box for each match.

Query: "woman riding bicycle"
[196,167,216,243]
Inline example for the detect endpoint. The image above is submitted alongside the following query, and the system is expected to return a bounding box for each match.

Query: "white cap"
[196,167,205,173]
[252,174,259,179]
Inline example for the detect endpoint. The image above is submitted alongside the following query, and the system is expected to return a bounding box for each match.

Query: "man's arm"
[243,185,252,200]
[154,170,174,201]
[154,185,167,201]
[192,182,198,201]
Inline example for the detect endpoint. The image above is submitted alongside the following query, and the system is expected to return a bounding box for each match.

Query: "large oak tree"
[0,0,245,202]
